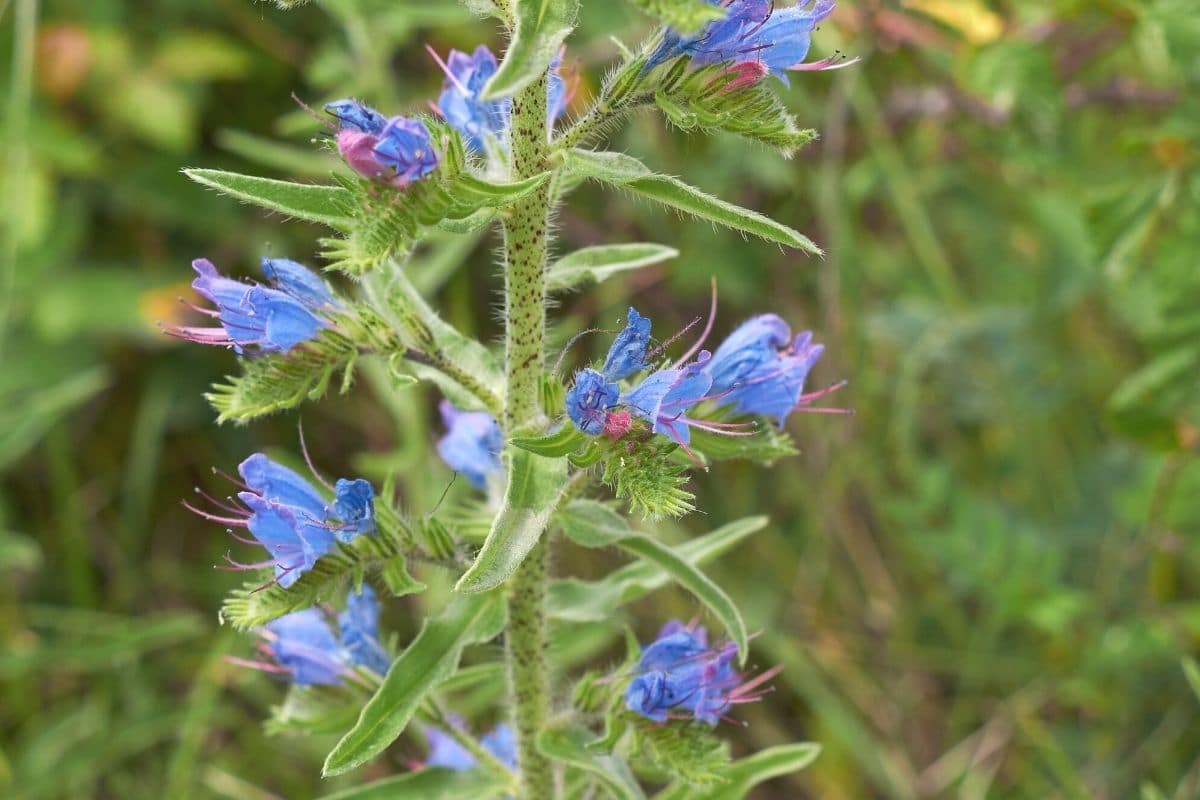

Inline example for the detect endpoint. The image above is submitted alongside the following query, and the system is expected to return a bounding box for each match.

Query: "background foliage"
[2,0,1199,797]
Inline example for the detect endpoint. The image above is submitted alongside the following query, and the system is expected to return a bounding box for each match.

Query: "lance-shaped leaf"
[625,0,724,33]
[184,169,354,230]
[319,764,509,800]
[322,592,506,776]
[653,743,822,800]
[557,500,748,664]
[547,243,679,291]
[483,0,580,99]
[455,449,569,593]
[510,424,587,457]
[548,515,766,621]
[563,149,821,254]
[537,725,646,800]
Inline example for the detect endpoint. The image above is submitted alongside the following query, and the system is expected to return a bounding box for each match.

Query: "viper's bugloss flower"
[255,586,391,685]
[430,44,571,155]
[325,98,439,187]
[623,352,715,446]
[433,45,509,152]
[436,401,504,490]
[648,0,852,85]
[338,585,391,675]
[565,368,620,436]
[625,620,779,726]
[425,721,518,771]
[708,314,834,426]
[170,259,332,354]
[187,454,376,587]
[261,257,339,310]
[602,307,652,381]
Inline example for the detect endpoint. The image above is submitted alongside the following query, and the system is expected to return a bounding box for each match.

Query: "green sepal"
[653,744,822,800]
[563,148,821,254]
[600,436,695,519]
[455,448,569,593]
[511,424,587,457]
[632,717,730,787]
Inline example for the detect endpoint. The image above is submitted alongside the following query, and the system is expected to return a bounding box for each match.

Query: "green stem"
[502,73,556,798]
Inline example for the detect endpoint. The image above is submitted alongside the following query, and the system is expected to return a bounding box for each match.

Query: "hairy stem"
[502,73,556,798]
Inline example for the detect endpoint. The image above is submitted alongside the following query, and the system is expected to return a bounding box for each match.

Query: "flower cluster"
[249,585,390,685]
[424,720,517,772]
[187,453,375,588]
[325,99,439,187]
[647,0,855,86]
[565,307,840,449]
[168,257,339,354]
[436,400,504,490]
[625,620,780,726]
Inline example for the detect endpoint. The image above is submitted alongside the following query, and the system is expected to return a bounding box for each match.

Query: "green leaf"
[537,725,646,800]
[318,767,509,800]
[548,515,766,621]
[511,425,587,457]
[563,149,821,254]
[653,743,822,800]
[455,449,569,592]
[557,500,748,664]
[183,168,353,230]
[483,0,580,99]
[689,424,798,464]
[625,0,724,33]
[322,592,505,776]
[547,243,678,291]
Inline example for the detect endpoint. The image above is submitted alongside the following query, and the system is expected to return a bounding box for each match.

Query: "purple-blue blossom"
[325,98,439,187]
[256,587,391,685]
[171,259,332,354]
[708,314,833,426]
[436,401,504,490]
[602,307,652,381]
[338,585,391,675]
[565,369,620,436]
[425,721,518,771]
[625,620,779,726]
[261,257,339,310]
[622,352,715,446]
[647,0,850,85]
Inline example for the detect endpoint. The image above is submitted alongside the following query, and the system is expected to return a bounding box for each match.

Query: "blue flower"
[235,493,333,589]
[622,352,714,445]
[434,45,510,152]
[547,51,570,123]
[436,401,504,490]
[425,721,518,771]
[707,314,827,426]
[602,307,652,381]
[264,608,349,686]
[240,453,374,545]
[565,369,620,436]
[338,585,391,675]
[625,620,774,726]
[260,257,339,310]
[325,99,439,187]
[647,0,843,85]
[331,478,376,537]
[172,259,331,354]
[258,587,392,685]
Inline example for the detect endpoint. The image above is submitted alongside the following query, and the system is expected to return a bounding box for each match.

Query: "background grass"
[2,0,1199,797]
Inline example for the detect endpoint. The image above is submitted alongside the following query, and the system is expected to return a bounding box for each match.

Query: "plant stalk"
[501,72,555,799]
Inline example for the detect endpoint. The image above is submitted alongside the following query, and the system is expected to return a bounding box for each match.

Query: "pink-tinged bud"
[724,60,769,91]
[603,410,633,440]
[336,129,389,181]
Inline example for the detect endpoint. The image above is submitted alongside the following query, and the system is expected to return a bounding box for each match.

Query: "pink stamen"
[790,406,854,415]
[424,44,470,95]
[673,278,718,368]
[796,379,847,404]
[789,54,862,72]
[298,419,334,491]
[182,499,248,527]
[225,655,292,674]
[291,92,338,131]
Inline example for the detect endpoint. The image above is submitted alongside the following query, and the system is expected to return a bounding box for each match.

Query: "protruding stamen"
[673,278,718,368]
[424,44,470,95]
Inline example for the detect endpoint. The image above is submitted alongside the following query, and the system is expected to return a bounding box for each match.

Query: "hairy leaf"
[688,424,799,464]
[564,149,821,254]
[318,766,508,800]
[455,449,569,592]
[483,0,580,99]
[537,725,646,800]
[184,168,353,230]
[547,243,678,291]
[653,743,822,800]
[510,424,588,457]
[548,515,767,621]
[322,592,505,776]
[558,500,748,663]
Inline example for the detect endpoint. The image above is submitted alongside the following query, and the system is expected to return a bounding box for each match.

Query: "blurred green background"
[3,0,1199,797]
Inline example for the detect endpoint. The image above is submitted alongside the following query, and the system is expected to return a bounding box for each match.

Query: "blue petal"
[243,285,328,352]
[261,257,338,309]
[373,117,439,182]
[265,609,348,686]
[325,98,389,135]
[339,586,391,675]
[330,478,375,540]
[602,307,652,381]
[707,314,792,394]
[565,369,620,436]
[481,724,518,770]
[239,453,327,520]
[436,401,504,490]
[425,726,478,772]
